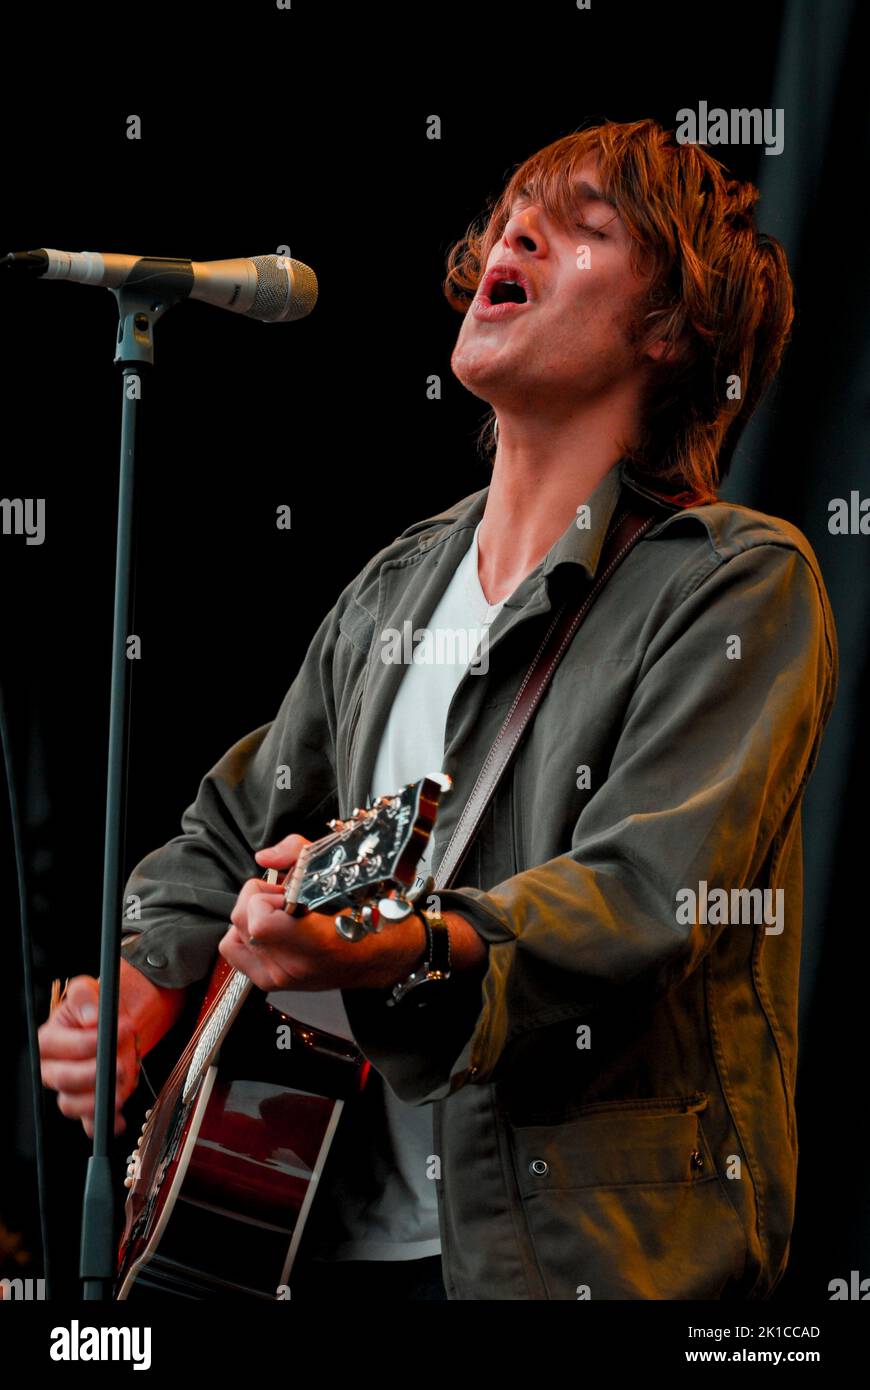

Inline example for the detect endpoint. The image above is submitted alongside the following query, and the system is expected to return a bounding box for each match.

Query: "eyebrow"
[512,180,620,217]
[572,179,618,211]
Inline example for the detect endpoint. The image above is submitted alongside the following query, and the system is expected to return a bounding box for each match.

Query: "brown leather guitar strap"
[434,492,660,890]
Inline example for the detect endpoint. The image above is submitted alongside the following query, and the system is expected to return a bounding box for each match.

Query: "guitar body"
[114,773,451,1299]
[116,958,368,1300]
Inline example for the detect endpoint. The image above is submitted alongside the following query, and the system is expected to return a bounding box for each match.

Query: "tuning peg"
[360,903,382,933]
[123,1176,134,1189]
[144,1109,152,1119]
[326,817,347,832]
[378,894,413,922]
[334,913,367,942]
[334,902,382,941]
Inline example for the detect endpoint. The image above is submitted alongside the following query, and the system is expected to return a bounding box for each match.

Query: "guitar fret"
[182,972,249,1102]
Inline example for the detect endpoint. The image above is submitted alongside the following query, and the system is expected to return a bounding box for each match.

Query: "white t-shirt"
[304,518,507,1260]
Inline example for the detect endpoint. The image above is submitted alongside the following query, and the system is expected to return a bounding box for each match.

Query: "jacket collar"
[349,461,688,818]
[412,458,684,590]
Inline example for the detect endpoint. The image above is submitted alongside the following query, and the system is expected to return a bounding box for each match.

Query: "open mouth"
[489,279,528,306]
[474,265,534,320]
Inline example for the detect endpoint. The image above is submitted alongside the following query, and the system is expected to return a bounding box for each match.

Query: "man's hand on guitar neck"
[220,832,488,993]
[38,963,187,1137]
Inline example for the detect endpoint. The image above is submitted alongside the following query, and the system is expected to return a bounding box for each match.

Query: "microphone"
[0,248,318,323]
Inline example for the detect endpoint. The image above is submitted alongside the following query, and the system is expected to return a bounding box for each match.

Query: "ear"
[644,332,684,367]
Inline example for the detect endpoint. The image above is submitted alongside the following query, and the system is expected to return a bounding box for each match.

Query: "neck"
[476,406,632,605]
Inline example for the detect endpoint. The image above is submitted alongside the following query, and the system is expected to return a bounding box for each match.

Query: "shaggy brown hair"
[444,118,794,507]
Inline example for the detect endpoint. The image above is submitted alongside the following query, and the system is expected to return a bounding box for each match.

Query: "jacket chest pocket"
[339,597,376,655]
[507,1095,748,1300]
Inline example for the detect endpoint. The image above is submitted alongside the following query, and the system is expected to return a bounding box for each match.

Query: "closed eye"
[576,222,606,239]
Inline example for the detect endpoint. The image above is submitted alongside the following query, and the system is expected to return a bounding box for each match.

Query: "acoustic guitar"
[114,772,451,1300]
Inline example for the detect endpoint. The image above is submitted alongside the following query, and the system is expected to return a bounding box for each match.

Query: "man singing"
[40,118,838,1300]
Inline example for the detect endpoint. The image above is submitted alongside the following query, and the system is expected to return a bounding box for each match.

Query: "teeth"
[487,275,528,306]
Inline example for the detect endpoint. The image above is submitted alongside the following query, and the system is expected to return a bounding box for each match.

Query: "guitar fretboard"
[182,970,251,1102]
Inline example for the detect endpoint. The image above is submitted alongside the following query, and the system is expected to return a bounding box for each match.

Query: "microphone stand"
[80,284,181,1300]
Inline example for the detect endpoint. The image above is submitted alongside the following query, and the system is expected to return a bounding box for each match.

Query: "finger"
[224,916,298,981]
[38,1023,100,1062]
[41,1057,97,1094]
[219,929,293,992]
[254,834,311,869]
[46,1033,140,1097]
[47,996,99,1033]
[229,876,286,932]
[249,901,334,952]
[40,1009,139,1061]
[57,1080,132,1122]
[81,1108,127,1139]
[219,926,276,987]
[220,936,280,991]
[246,895,299,943]
[60,977,101,1025]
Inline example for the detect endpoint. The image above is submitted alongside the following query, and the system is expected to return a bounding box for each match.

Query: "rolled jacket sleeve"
[121,599,344,990]
[341,542,838,1104]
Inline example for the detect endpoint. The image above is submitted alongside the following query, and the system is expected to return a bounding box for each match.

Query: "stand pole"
[80,288,175,1299]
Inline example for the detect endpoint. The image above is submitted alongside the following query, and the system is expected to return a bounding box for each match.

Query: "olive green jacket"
[122,458,838,1300]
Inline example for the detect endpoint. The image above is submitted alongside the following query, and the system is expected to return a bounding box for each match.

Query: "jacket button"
[529,1159,549,1177]
[690,1149,704,1171]
[145,950,168,968]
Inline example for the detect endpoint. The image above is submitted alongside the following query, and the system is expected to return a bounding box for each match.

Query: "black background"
[1,0,868,1315]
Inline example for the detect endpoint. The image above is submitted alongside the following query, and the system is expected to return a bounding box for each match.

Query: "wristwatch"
[388,905,452,1006]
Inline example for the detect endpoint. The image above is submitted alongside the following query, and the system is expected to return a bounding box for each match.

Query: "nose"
[501,203,549,258]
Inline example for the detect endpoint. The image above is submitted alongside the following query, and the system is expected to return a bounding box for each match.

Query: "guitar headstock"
[276,773,451,937]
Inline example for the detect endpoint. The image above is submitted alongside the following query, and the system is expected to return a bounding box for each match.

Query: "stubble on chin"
[450,333,489,399]
[450,312,519,400]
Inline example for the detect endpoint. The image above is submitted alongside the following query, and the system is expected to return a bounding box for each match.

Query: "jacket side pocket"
[508,1095,748,1300]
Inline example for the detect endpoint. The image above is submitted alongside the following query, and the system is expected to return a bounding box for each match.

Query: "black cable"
[0,679,51,1295]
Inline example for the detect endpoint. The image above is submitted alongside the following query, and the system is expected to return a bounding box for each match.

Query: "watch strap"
[388,906,452,1006]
